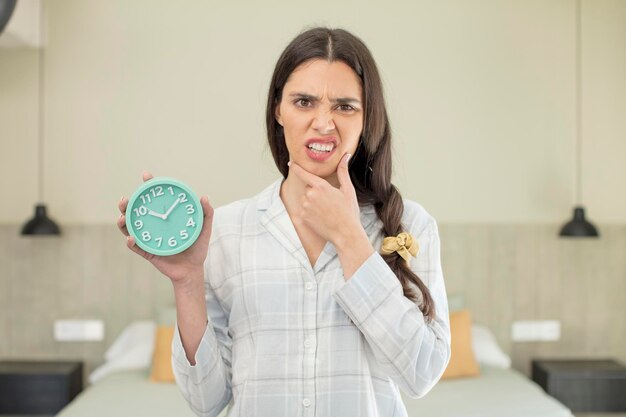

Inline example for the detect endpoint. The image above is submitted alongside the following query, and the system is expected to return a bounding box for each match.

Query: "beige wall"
[0,0,625,225]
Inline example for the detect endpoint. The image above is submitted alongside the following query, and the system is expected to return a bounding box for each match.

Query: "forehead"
[284,59,362,97]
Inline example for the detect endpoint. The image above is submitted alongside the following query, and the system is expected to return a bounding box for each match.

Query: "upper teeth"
[308,143,334,152]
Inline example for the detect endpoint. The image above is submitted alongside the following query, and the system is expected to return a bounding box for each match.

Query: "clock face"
[125,177,203,256]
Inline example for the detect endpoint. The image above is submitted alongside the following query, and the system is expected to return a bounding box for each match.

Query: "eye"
[294,98,312,108]
[338,104,356,112]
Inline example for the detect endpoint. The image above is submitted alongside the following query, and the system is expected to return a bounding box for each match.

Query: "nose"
[311,108,335,134]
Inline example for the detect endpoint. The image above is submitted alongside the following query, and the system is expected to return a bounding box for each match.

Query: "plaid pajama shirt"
[172,178,451,417]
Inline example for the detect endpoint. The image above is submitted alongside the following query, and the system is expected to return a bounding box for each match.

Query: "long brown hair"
[265,27,436,322]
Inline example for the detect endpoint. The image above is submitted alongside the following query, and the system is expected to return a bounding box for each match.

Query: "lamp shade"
[559,206,599,237]
[20,2,62,237]
[21,204,61,236]
[0,0,17,34]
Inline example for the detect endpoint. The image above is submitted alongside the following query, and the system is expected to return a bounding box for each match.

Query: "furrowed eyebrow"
[288,92,361,105]
[289,93,317,101]
[334,97,361,105]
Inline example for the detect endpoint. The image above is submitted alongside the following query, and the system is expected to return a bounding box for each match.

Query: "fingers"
[197,196,214,241]
[200,196,214,219]
[288,161,324,188]
[117,213,129,237]
[118,196,129,236]
[126,236,152,260]
[337,153,354,193]
[118,197,128,215]
[118,169,152,234]
[119,171,155,259]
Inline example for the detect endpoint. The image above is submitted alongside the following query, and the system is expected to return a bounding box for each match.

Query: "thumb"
[197,196,214,243]
[337,153,353,192]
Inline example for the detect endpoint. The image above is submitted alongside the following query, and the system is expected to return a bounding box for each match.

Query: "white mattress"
[402,366,574,417]
[57,366,572,417]
[56,369,199,417]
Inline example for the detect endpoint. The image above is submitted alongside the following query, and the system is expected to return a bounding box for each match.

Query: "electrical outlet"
[539,320,561,341]
[54,320,104,342]
[512,321,538,341]
[511,320,561,342]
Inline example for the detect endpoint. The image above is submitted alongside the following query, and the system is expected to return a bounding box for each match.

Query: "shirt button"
[304,339,312,348]
[303,398,311,407]
[305,282,313,290]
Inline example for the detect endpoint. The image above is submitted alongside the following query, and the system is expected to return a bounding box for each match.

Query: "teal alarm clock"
[125,177,203,256]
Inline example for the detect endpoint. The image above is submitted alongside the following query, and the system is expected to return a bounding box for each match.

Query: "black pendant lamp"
[21,0,60,236]
[0,0,17,34]
[560,207,598,237]
[559,0,598,238]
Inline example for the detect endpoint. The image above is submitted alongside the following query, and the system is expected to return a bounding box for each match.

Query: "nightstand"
[532,359,626,413]
[0,360,83,415]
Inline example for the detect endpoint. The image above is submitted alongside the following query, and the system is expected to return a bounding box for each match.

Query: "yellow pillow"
[150,326,175,383]
[441,309,480,379]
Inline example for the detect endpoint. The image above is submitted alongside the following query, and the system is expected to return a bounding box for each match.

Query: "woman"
[117,27,450,417]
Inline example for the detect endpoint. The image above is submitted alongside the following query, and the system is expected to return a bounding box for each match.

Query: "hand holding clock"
[117,171,214,286]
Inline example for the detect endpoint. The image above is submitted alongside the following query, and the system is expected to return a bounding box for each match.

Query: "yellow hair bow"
[380,232,419,264]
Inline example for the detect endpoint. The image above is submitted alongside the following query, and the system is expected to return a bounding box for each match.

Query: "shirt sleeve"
[332,218,451,399]
[171,242,233,417]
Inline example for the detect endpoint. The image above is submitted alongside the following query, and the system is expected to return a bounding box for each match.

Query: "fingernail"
[346,154,352,165]
[120,197,124,202]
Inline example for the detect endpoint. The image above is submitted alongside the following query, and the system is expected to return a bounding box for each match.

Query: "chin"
[303,163,335,177]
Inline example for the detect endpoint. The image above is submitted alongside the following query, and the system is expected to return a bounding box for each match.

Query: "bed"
[402,365,573,417]
[56,369,196,417]
[56,320,574,417]
[56,365,572,417]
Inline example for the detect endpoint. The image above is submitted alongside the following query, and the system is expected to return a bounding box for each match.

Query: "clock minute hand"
[163,197,181,220]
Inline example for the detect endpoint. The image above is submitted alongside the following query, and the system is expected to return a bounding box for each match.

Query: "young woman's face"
[276,59,364,183]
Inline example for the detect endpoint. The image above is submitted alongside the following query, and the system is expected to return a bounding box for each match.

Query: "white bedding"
[57,369,197,417]
[57,366,572,417]
[402,365,574,417]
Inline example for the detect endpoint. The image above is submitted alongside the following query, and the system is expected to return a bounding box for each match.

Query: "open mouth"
[303,138,338,162]
[306,143,336,153]
[304,142,336,161]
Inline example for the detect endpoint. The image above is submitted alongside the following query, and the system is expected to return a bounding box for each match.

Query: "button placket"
[304,337,316,348]
[302,270,317,416]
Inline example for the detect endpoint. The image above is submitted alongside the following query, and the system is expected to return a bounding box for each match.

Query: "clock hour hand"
[163,197,181,220]
[147,209,166,220]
